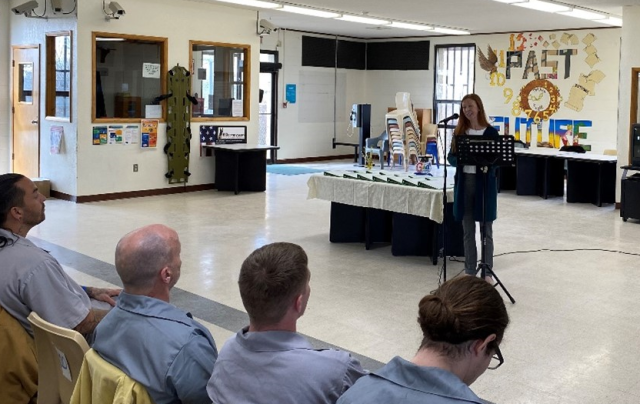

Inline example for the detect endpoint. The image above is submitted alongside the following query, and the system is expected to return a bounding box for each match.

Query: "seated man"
[207,242,366,404]
[0,173,119,341]
[93,224,218,404]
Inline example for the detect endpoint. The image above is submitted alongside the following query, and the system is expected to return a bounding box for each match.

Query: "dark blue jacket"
[447,126,499,222]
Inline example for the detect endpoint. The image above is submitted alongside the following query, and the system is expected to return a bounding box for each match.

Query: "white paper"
[145,105,162,118]
[124,125,139,145]
[232,100,243,117]
[142,63,161,79]
[55,347,72,382]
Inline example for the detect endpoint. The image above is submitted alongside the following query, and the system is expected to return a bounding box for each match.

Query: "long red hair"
[454,94,490,136]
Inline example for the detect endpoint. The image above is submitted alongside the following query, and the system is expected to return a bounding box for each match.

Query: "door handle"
[31,120,38,125]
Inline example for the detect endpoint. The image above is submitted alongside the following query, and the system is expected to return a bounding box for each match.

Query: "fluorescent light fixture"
[216,0,281,9]
[493,0,528,3]
[336,15,390,25]
[557,8,606,20]
[433,27,470,35]
[599,16,622,26]
[96,37,126,41]
[390,21,433,31]
[515,0,570,13]
[280,5,340,18]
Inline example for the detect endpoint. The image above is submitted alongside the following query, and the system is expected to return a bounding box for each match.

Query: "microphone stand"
[437,119,456,283]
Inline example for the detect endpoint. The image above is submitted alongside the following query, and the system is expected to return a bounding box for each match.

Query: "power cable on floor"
[437,248,640,286]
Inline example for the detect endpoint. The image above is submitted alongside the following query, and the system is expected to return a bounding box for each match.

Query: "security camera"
[109,1,126,16]
[51,0,62,12]
[258,19,278,36]
[11,0,39,16]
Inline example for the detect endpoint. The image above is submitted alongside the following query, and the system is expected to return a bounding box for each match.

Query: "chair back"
[28,312,89,404]
[514,140,527,149]
[70,349,153,404]
[0,307,38,404]
[559,145,586,153]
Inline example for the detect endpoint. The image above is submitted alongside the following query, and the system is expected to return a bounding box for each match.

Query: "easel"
[456,134,516,304]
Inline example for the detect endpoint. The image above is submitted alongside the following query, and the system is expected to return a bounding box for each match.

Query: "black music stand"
[456,134,516,304]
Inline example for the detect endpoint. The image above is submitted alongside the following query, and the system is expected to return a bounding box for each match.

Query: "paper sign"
[286,84,296,103]
[217,126,247,144]
[55,347,72,382]
[145,105,162,118]
[141,119,158,148]
[124,125,139,145]
[232,100,243,117]
[108,125,123,145]
[142,63,161,79]
[50,126,63,154]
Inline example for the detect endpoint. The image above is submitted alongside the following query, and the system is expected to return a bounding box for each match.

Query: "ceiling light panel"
[557,8,606,20]
[390,22,433,31]
[493,0,528,3]
[432,27,470,35]
[280,5,340,18]
[216,0,281,9]
[515,0,571,13]
[599,16,622,26]
[336,15,390,25]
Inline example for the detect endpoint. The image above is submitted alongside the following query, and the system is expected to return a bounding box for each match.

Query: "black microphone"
[439,113,459,123]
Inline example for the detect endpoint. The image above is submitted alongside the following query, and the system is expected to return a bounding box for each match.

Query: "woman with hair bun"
[337,276,509,404]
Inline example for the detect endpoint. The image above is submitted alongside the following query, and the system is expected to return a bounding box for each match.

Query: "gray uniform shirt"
[337,356,484,404]
[207,327,367,404]
[0,229,90,335]
[93,292,218,404]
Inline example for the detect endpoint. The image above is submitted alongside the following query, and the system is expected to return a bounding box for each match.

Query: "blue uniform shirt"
[207,327,367,404]
[93,292,218,404]
[337,356,484,404]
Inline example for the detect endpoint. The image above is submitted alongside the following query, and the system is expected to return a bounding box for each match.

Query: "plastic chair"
[559,145,586,153]
[0,307,38,404]
[365,131,390,168]
[28,312,90,404]
[71,349,153,404]
[514,140,527,149]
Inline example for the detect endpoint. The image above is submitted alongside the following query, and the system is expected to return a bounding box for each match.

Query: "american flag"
[200,126,217,145]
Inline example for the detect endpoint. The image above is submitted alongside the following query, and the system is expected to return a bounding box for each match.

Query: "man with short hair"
[0,173,119,340]
[207,242,366,404]
[93,224,218,404]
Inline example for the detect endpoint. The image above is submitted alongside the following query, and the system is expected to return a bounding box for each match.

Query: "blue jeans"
[462,173,493,276]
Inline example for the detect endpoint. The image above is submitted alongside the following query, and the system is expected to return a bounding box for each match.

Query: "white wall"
[8,0,78,194]
[616,6,640,201]
[75,0,260,196]
[0,0,10,172]
[263,30,366,160]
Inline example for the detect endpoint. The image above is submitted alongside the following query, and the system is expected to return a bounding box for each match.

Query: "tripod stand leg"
[490,271,516,304]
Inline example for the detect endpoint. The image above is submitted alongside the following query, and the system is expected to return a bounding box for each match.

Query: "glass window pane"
[19,63,33,103]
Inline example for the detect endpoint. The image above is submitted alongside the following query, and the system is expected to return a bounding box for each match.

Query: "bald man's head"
[115,224,182,293]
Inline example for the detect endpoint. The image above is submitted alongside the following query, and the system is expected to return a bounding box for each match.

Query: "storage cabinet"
[621,166,640,222]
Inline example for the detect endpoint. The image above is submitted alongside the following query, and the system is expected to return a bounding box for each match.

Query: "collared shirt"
[337,356,484,404]
[207,327,367,404]
[0,229,91,335]
[93,292,218,404]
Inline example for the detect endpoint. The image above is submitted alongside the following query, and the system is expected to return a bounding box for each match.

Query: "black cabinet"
[621,171,640,222]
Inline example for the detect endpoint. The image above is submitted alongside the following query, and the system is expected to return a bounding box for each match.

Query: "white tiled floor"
[31,160,640,403]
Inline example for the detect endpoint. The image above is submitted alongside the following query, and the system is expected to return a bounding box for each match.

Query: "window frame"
[45,30,72,122]
[91,31,168,123]
[189,40,251,122]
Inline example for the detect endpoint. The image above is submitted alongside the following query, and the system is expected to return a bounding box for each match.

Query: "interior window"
[92,32,167,122]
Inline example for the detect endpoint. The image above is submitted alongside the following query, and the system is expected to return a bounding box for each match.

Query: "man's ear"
[10,206,23,221]
[159,267,172,284]
[293,293,304,314]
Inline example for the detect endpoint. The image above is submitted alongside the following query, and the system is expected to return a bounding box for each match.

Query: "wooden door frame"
[11,44,41,175]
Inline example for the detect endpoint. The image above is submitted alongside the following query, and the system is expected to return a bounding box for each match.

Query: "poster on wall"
[92,126,108,145]
[141,119,158,148]
[50,126,63,154]
[108,125,124,145]
[124,125,139,145]
[286,84,296,103]
[216,126,247,144]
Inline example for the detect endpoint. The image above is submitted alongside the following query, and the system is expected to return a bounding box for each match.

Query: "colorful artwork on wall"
[479,30,613,150]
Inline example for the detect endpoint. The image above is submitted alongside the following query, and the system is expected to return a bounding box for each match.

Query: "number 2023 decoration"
[518,79,562,123]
